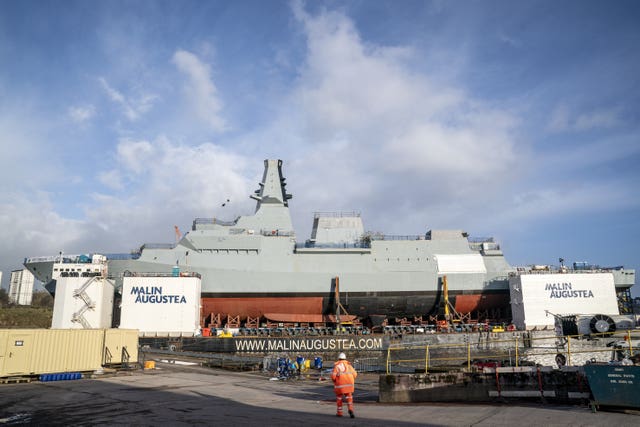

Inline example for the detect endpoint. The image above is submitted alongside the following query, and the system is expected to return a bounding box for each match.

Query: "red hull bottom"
[201,297,324,320]
[200,292,511,326]
[454,294,511,314]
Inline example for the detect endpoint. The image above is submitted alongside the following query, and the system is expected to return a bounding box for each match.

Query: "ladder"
[71,277,97,328]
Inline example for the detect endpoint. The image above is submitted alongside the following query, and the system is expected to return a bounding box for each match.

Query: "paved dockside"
[0,363,637,426]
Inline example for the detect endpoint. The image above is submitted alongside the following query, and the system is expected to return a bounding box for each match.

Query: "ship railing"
[104,253,141,260]
[123,271,201,279]
[193,217,239,228]
[469,242,501,251]
[371,234,425,241]
[260,229,295,237]
[468,237,495,243]
[510,267,621,276]
[313,211,360,218]
[296,242,371,249]
[139,243,176,250]
[25,255,80,264]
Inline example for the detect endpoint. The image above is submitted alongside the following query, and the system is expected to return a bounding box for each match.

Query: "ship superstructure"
[24,159,635,325]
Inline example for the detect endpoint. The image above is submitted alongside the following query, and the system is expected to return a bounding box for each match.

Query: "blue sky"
[1,0,639,296]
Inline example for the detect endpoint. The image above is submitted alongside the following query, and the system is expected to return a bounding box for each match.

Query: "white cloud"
[497,31,522,48]
[0,192,88,275]
[99,77,157,121]
[548,104,619,132]
[548,105,570,132]
[87,138,255,240]
[172,50,226,132]
[574,110,619,131]
[116,138,155,173]
[97,169,124,190]
[282,3,520,227]
[68,105,96,123]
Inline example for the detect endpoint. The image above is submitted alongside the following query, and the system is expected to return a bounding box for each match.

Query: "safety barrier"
[385,330,639,374]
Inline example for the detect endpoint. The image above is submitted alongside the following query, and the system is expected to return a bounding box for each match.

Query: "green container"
[584,364,640,409]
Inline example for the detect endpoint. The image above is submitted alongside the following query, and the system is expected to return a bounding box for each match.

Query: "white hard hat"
[338,352,347,360]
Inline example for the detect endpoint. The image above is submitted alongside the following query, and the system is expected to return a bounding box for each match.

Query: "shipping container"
[584,365,640,409]
[104,329,139,365]
[0,329,138,377]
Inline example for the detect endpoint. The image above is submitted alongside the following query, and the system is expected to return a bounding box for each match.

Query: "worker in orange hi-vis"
[331,353,358,418]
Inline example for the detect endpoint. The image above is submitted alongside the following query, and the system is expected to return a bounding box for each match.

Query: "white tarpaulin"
[435,254,487,274]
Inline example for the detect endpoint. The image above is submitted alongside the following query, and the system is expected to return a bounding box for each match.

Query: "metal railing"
[313,211,360,218]
[385,330,639,374]
[140,243,176,250]
[193,217,239,228]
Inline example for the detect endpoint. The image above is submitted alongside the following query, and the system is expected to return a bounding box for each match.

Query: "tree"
[0,288,8,307]
[31,291,54,308]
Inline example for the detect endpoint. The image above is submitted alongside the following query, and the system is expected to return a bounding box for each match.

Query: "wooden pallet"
[0,376,32,384]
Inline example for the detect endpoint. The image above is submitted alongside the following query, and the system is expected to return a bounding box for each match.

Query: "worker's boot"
[349,409,355,418]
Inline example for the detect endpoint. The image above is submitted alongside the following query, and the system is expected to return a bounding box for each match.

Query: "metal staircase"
[71,277,97,328]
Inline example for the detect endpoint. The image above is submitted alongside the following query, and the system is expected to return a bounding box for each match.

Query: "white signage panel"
[510,273,618,329]
[120,276,201,336]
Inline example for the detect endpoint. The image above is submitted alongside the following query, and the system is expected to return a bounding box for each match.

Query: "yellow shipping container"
[104,329,139,365]
[0,329,138,377]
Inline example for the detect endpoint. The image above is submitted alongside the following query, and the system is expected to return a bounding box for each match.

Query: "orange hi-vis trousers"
[336,392,353,416]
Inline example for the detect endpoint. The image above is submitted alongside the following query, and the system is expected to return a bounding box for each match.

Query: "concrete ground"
[0,362,638,426]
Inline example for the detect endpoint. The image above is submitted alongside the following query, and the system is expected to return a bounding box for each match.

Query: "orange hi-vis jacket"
[331,360,358,395]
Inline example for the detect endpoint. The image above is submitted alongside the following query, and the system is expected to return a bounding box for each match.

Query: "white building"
[9,269,35,305]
